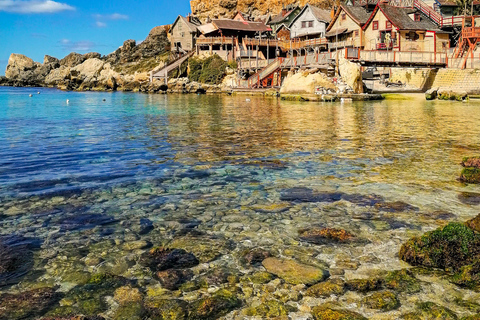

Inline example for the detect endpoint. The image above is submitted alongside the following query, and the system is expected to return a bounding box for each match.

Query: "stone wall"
[387,67,480,95]
[430,68,480,95]
[389,68,433,91]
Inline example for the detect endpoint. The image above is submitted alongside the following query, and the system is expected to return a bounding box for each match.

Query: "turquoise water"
[2,87,480,319]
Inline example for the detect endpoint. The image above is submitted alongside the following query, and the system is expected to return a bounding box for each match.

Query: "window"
[406,31,419,41]
[181,32,185,37]
[386,21,392,29]
[414,13,421,21]
[354,30,359,36]
[309,20,314,27]
[342,13,346,20]
[372,21,379,30]
[301,21,306,28]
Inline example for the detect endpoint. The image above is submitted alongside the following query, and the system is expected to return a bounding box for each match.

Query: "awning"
[198,23,218,35]
[325,27,350,37]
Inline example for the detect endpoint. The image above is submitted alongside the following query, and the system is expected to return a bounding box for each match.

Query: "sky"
[0,0,192,75]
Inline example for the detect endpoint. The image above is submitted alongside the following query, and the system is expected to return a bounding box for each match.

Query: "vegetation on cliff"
[188,55,228,85]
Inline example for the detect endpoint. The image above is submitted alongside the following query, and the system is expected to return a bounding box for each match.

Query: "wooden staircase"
[247,58,285,88]
[151,51,194,83]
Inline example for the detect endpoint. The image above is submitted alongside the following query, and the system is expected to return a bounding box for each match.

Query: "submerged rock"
[345,278,383,292]
[280,187,343,203]
[187,289,241,319]
[0,287,60,320]
[140,247,199,272]
[244,300,296,317]
[458,192,480,205]
[362,290,400,311]
[156,269,194,291]
[299,228,355,245]
[399,223,480,272]
[401,302,458,320]
[374,201,419,212]
[311,306,367,320]
[241,248,272,266]
[146,299,188,319]
[383,269,422,293]
[262,257,328,285]
[305,279,345,297]
[0,235,38,287]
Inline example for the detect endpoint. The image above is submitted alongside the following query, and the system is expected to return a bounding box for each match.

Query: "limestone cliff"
[190,0,336,22]
[2,25,171,91]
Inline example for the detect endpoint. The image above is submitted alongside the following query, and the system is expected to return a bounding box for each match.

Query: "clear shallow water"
[2,87,480,318]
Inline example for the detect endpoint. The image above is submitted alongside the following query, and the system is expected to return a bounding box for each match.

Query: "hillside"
[190,0,336,22]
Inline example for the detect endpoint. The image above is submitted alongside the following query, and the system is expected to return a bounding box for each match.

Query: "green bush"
[188,55,227,85]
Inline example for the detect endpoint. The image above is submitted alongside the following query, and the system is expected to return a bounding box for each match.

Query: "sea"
[1,86,480,319]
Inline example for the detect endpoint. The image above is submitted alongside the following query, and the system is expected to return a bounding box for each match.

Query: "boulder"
[188,289,241,319]
[139,247,199,271]
[362,290,400,311]
[339,57,363,94]
[83,52,102,60]
[311,306,367,320]
[262,257,328,285]
[460,157,480,184]
[71,58,105,82]
[299,227,355,245]
[60,52,85,68]
[5,53,36,79]
[43,55,59,65]
[280,70,336,95]
[425,88,438,100]
[45,66,71,86]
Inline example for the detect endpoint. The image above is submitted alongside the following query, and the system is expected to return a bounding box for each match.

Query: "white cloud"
[60,39,95,52]
[0,0,75,14]
[92,12,128,28]
[93,13,128,20]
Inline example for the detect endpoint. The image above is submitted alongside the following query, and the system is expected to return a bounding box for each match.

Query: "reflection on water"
[1,88,480,318]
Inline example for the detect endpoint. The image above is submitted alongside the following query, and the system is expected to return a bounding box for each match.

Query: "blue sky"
[0,0,192,75]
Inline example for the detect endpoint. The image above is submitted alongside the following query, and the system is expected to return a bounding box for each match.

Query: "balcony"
[376,42,394,50]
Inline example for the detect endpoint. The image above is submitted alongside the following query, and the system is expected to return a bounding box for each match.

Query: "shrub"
[188,55,227,85]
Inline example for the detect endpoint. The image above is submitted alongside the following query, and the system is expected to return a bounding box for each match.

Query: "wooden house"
[233,11,254,22]
[326,5,370,50]
[276,24,291,40]
[169,15,201,52]
[362,3,450,52]
[289,4,332,39]
[196,19,273,61]
[268,5,301,33]
[430,0,480,16]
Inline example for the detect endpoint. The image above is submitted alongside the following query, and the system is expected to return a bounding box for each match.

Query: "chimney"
[187,14,191,23]
[282,6,287,17]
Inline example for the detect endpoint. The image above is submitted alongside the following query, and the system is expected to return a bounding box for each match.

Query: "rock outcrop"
[4,26,172,92]
[190,0,335,22]
[280,69,336,95]
[338,57,363,94]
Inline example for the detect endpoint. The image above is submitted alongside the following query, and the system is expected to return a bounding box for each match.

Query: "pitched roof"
[326,4,370,31]
[310,5,333,23]
[170,15,200,34]
[363,3,441,31]
[269,6,300,24]
[212,19,272,32]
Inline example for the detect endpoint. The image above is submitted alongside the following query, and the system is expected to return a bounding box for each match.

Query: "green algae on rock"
[145,299,188,320]
[305,279,345,297]
[244,300,296,318]
[0,287,60,320]
[345,278,383,292]
[140,247,199,272]
[362,290,400,311]
[299,228,355,245]
[311,306,367,320]
[187,289,241,320]
[399,223,480,272]
[460,157,480,184]
[384,269,422,293]
[450,261,480,291]
[262,257,328,285]
[401,302,458,320]
[241,271,275,284]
